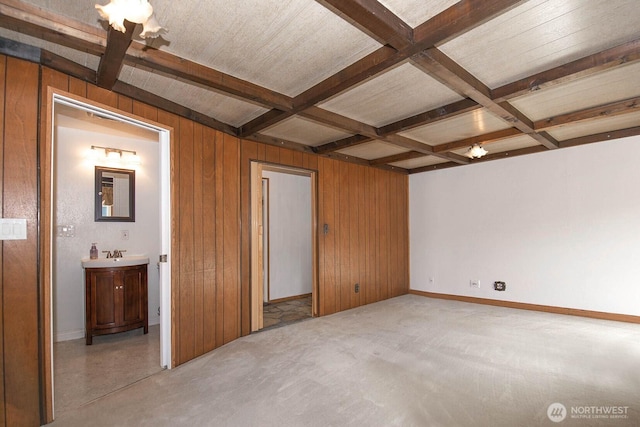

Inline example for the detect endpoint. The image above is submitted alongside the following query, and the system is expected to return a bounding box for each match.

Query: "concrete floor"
[48,295,640,426]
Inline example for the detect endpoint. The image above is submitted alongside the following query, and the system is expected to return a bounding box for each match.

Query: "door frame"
[250,162,318,331]
[42,89,173,420]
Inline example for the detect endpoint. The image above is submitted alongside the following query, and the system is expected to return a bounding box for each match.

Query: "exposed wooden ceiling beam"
[319,0,413,50]
[113,81,238,136]
[492,38,640,102]
[315,135,373,155]
[369,151,426,166]
[558,126,640,149]
[433,128,522,153]
[378,98,480,136]
[41,50,96,83]
[475,145,548,162]
[238,110,294,137]
[242,0,525,137]
[410,161,460,174]
[534,96,640,130]
[300,106,379,138]
[412,48,559,150]
[412,0,526,52]
[97,20,135,89]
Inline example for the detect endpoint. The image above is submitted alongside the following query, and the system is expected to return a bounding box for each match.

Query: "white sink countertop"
[81,255,149,268]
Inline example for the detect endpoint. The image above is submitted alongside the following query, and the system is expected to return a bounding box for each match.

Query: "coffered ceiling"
[1,0,638,173]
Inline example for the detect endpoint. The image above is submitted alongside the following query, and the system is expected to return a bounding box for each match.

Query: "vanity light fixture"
[95,0,164,39]
[90,145,141,165]
[465,143,488,159]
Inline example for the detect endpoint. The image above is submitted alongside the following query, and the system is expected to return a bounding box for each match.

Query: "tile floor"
[262,295,312,330]
[53,325,162,416]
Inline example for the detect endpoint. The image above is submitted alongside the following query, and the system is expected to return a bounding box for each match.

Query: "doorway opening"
[250,162,318,332]
[45,92,172,418]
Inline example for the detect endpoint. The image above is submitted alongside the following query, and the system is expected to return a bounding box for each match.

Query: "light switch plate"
[0,218,27,240]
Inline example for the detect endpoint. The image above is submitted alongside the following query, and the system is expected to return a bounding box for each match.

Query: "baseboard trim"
[409,290,640,324]
[268,293,312,304]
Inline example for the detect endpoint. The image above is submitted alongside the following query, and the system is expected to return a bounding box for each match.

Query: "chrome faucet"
[112,249,126,258]
[102,249,126,258]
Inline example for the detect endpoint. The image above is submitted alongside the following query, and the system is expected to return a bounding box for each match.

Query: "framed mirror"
[95,166,135,222]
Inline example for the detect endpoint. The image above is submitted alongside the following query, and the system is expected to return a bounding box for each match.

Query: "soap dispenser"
[90,243,98,259]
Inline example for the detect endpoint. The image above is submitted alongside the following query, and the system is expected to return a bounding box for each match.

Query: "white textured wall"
[263,171,312,300]
[54,125,160,341]
[410,136,640,316]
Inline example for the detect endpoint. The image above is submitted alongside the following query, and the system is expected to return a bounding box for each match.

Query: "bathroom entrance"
[45,92,172,416]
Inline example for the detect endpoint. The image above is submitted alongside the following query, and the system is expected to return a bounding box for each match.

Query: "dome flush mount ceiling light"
[465,143,488,159]
[95,0,164,39]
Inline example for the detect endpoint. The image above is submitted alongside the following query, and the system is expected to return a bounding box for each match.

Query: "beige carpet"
[48,295,640,426]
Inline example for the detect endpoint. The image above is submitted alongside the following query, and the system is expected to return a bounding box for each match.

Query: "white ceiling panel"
[146,0,382,97]
[378,0,460,28]
[510,61,640,121]
[451,134,540,156]
[119,65,269,127]
[260,116,353,147]
[390,156,447,169]
[319,62,463,127]
[547,111,640,141]
[337,141,408,160]
[399,109,511,145]
[439,0,640,88]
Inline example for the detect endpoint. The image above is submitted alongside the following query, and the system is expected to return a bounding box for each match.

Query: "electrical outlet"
[494,281,506,291]
[470,279,480,288]
[354,283,360,293]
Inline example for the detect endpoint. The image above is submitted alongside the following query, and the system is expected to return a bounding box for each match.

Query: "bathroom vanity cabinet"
[84,263,148,345]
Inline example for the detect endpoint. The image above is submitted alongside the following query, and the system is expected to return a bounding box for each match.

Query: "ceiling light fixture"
[95,0,164,39]
[465,143,488,159]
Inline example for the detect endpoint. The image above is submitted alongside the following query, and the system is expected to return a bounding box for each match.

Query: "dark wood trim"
[238,109,293,137]
[112,80,238,136]
[0,0,105,55]
[315,135,373,154]
[243,133,315,154]
[412,0,526,51]
[558,126,640,149]
[475,144,548,161]
[433,128,522,152]
[534,96,640,130]
[96,20,135,89]
[319,0,413,50]
[492,38,640,102]
[378,98,480,136]
[125,43,293,111]
[409,290,640,324]
[40,51,95,83]
[409,161,460,173]
[383,134,434,155]
[300,106,379,137]
[369,150,426,166]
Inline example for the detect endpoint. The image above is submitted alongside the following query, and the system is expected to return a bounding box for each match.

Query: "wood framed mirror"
[95,166,135,222]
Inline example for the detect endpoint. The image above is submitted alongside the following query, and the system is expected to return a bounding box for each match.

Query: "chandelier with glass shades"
[95,0,164,39]
[465,143,488,159]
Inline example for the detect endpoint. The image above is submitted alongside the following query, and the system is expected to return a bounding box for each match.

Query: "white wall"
[263,171,312,301]
[410,136,640,316]
[54,123,160,341]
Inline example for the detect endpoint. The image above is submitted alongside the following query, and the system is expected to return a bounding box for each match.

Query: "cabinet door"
[90,271,118,328]
[121,267,146,325]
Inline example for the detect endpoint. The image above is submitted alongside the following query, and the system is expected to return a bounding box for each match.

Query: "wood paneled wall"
[0,55,408,425]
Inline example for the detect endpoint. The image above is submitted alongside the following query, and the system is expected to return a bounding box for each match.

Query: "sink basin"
[81,255,149,268]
